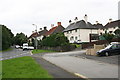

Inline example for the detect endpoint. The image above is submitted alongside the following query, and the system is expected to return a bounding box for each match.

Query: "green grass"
[71,44,81,48]
[2,56,53,78]
[32,49,56,54]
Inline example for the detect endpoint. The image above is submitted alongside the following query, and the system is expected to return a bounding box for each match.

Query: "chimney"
[39,28,42,31]
[69,20,72,24]
[51,24,54,28]
[96,21,99,24]
[109,18,112,23]
[44,26,47,30]
[32,31,34,34]
[57,22,61,26]
[84,14,88,24]
[74,17,78,23]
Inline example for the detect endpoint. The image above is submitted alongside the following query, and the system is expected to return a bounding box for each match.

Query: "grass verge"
[32,49,56,54]
[2,56,53,78]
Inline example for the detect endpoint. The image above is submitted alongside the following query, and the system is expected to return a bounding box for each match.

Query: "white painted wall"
[64,28,98,43]
[37,35,44,40]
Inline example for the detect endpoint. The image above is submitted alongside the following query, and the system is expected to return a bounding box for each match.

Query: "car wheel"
[105,52,109,56]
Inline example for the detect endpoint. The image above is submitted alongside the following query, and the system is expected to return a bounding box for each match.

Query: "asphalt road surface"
[42,50,119,78]
[1,48,31,61]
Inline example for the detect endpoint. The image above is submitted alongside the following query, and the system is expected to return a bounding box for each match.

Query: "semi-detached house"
[63,15,103,43]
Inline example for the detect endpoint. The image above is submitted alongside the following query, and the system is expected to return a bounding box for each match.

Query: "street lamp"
[32,24,38,49]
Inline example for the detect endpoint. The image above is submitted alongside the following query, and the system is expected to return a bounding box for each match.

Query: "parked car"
[23,43,34,51]
[96,43,120,56]
[15,45,20,49]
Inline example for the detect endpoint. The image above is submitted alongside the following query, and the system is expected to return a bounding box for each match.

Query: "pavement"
[32,55,83,78]
[42,50,119,78]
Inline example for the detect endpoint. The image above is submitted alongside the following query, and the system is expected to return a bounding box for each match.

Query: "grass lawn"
[32,49,56,54]
[2,56,53,78]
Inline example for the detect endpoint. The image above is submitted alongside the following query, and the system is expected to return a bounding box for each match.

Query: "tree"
[1,25,14,50]
[114,28,120,38]
[41,33,69,47]
[102,33,115,43]
[14,32,27,46]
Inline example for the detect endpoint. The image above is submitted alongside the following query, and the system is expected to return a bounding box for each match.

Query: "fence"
[38,45,76,52]
[82,38,120,49]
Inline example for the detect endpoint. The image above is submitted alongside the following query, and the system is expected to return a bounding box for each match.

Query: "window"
[90,34,99,40]
[67,31,69,34]
[75,29,77,32]
[75,36,77,40]
[70,36,74,40]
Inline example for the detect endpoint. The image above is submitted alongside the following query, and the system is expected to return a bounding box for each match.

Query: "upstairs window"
[75,29,77,32]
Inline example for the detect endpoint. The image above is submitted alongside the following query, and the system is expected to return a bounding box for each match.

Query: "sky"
[0,0,119,36]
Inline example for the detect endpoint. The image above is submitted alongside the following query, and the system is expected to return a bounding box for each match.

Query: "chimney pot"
[84,14,88,24]
[74,17,78,23]
[96,21,99,24]
[32,31,34,33]
[40,28,42,31]
[44,26,47,30]
[109,18,112,23]
[69,20,72,24]
[57,22,61,26]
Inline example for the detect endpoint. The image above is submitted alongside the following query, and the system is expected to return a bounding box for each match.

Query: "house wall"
[37,35,44,40]
[98,26,119,34]
[64,28,98,43]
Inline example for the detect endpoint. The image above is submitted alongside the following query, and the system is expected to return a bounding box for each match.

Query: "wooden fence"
[82,38,120,49]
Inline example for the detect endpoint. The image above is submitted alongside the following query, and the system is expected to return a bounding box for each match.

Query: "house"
[28,27,48,44]
[93,21,104,35]
[37,27,48,40]
[103,19,120,34]
[63,15,101,43]
[45,22,65,36]
[28,32,38,44]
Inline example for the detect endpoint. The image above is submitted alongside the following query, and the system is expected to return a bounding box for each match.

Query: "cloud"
[0,0,119,36]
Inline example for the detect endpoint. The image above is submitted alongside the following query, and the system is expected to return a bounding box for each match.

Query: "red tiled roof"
[29,32,38,39]
[45,26,57,36]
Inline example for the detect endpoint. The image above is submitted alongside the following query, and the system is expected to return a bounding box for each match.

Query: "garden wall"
[38,45,76,52]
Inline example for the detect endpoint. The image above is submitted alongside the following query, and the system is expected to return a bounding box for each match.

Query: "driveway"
[42,50,119,78]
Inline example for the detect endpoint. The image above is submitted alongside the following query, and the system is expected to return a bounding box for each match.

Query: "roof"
[63,20,98,32]
[29,29,48,39]
[45,25,65,36]
[93,24,104,29]
[104,20,120,29]
[45,26,57,36]
[29,32,38,39]
[38,29,48,36]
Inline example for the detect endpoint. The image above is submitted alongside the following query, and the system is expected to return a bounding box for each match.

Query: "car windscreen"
[105,45,112,49]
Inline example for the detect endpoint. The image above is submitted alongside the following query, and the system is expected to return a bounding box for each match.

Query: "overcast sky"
[0,0,119,36]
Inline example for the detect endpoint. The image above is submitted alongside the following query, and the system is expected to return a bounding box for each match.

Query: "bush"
[41,33,69,47]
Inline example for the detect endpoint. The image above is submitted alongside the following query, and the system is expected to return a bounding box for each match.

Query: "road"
[42,50,119,78]
[0,48,32,61]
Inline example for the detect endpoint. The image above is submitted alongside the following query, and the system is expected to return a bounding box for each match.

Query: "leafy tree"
[1,25,14,50]
[41,33,69,47]
[114,28,120,38]
[102,33,115,43]
[14,32,27,46]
